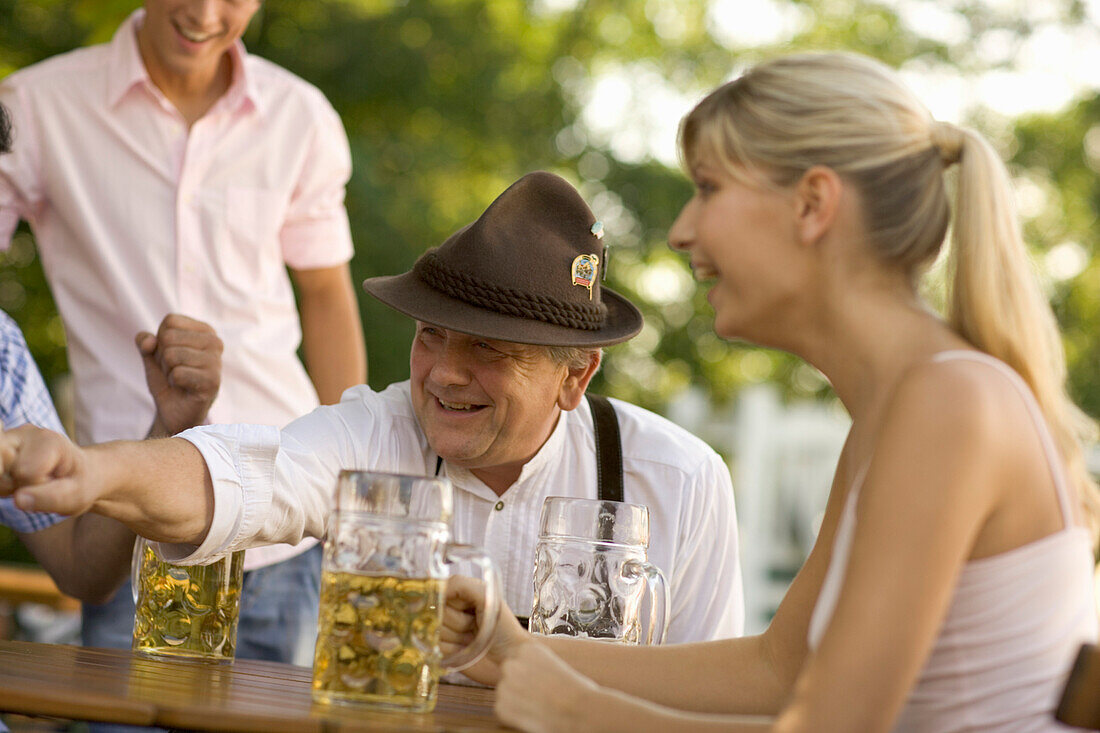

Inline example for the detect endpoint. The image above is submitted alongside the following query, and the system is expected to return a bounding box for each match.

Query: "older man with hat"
[0,172,744,643]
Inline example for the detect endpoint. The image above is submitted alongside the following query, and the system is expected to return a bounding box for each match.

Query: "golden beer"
[312,571,445,711]
[132,544,244,662]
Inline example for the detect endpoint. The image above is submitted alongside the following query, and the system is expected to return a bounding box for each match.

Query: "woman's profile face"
[668,158,808,346]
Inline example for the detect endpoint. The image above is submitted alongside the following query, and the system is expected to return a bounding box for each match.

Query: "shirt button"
[494,501,505,511]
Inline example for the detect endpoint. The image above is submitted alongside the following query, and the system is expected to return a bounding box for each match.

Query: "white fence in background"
[669,384,850,635]
[670,384,1100,636]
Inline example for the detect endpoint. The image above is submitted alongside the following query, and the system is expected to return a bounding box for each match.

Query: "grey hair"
[545,346,602,371]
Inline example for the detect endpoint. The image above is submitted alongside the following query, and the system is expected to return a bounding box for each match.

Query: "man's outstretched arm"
[3,428,214,546]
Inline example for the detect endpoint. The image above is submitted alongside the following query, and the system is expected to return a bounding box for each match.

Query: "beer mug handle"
[626,560,669,645]
[130,537,148,605]
[440,543,501,673]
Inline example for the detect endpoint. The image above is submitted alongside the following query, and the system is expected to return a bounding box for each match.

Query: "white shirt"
[0,10,354,569]
[172,381,745,643]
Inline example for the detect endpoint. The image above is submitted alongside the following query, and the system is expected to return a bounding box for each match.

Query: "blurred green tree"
[1013,100,1100,419]
[0,0,1097,416]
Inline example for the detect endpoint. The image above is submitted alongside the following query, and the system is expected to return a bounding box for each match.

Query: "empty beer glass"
[531,496,669,644]
[131,538,245,662]
[311,470,500,713]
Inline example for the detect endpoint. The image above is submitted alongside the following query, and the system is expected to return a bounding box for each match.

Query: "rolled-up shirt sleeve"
[278,95,353,270]
[157,423,279,563]
[156,389,372,564]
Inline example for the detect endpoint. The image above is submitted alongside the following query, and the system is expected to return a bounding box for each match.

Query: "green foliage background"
[1,0,1100,561]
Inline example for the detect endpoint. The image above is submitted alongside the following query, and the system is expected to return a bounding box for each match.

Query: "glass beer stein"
[530,496,669,644]
[311,470,501,713]
[131,538,245,662]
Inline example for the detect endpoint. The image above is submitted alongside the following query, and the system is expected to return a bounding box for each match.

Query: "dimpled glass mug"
[131,538,245,662]
[530,496,669,644]
[311,470,501,713]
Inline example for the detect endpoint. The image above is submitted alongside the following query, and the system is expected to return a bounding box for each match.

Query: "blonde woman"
[442,52,1100,732]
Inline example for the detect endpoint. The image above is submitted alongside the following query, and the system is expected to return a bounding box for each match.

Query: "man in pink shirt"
[0,0,366,674]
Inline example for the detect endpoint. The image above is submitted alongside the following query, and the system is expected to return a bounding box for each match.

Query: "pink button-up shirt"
[0,10,354,569]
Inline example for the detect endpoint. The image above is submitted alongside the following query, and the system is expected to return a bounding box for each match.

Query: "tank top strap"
[931,350,1074,527]
[849,462,871,501]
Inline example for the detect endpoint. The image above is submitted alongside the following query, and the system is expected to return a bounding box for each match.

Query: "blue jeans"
[81,544,322,733]
[234,543,323,665]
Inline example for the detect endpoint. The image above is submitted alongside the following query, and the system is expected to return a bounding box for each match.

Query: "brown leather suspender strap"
[586,393,624,504]
[436,396,624,497]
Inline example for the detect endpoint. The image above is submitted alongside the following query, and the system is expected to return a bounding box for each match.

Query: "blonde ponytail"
[680,52,1100,542]
[946,127,1100,540]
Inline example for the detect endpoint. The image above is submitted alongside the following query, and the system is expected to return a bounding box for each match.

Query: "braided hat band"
[363,171,643,347]
[414,251,608,331]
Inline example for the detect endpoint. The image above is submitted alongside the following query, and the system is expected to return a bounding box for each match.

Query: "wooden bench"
[0,563,79,641]
[0,563,79,612]
[1057,643,1100,730]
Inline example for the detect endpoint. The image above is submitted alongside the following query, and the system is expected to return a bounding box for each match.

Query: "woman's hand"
[441,575,528,686]
[495,642,603,733]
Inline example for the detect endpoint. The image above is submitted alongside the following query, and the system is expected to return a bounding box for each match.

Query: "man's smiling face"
[409,323,571,487]
[139,0,260,85]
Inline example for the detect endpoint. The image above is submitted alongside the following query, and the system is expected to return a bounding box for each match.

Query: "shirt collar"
[443,407,571,502]
[105,9,149,108]
[106,8,262,117]
[221,39,262,116]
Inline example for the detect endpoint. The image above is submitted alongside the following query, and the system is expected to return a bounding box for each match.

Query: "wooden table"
[0,639,509,732]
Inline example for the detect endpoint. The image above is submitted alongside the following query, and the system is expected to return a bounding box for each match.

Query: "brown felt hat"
[362,171,643,347]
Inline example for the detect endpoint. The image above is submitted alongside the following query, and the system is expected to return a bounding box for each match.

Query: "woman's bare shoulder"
[885,354,1020,439]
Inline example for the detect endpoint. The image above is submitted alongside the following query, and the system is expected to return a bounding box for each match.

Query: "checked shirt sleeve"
[0,311,66,533]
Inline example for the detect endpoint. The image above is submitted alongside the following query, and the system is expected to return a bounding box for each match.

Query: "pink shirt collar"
[105,8,261,117]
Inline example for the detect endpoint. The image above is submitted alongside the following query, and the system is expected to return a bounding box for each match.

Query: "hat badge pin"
[571,254,599,299]
[570,222,604,299]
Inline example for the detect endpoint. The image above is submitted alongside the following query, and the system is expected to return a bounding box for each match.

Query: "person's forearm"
[146,414,171,439]
[541,634,789,715]
[86,438,214,546]
[67,514,135,602]
[591,686,775,733]
[16,514,134,605]
[299,279,366,404]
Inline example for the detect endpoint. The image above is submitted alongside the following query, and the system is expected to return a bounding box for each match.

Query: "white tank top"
[807,351,1098,732]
